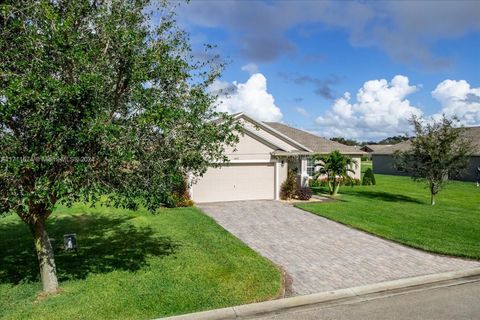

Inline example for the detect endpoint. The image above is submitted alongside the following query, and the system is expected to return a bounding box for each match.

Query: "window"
[306,158,315,177]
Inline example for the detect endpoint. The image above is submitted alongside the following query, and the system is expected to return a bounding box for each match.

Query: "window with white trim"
[306,158,315,177]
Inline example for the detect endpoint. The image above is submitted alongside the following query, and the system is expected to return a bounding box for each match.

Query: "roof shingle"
[372,126,480,156]
[264,122,363,154]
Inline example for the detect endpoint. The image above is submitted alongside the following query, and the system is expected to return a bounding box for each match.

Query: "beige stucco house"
[191,113,364,203]
[372,126,480,182]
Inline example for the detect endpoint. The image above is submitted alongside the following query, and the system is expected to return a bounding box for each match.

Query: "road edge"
[157,267,480,320]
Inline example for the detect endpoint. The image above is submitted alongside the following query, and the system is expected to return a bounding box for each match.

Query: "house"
[372,126,480,181]
[191,113,365,203]
[360,144,391,159]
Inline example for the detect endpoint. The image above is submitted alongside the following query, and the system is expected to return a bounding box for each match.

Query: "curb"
[157,267,480,320]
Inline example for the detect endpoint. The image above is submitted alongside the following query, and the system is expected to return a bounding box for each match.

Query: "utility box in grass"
[64,234,77,251]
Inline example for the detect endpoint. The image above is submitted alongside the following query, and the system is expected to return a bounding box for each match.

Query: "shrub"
[308,179,321,188]
[362,167,376,185]
[168,176,194,207]
[296,186,313,200]
[361,156,370,161]
[280,169,298,200]
[311,176,361,187]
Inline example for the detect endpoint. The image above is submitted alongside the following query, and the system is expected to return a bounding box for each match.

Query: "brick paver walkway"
[198,200,480,295]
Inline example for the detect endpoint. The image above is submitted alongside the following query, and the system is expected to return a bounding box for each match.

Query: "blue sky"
[175,0,480,141]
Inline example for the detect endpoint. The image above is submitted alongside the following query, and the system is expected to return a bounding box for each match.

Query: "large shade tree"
[0,0,238,293]
[394,115,473,206]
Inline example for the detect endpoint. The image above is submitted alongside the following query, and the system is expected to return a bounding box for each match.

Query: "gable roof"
[373,126,480,156]
[233,113,312,152]
[264,122,364,155]
[360,144,391,153]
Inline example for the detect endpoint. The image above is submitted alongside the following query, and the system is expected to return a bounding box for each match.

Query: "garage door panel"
[192,163,275,203]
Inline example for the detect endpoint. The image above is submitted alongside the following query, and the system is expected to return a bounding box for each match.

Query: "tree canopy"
[394,116,473,205]
[0,0,237,293]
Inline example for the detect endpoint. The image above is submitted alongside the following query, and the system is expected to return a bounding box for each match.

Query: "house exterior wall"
[373,154,480,182]
[459,156,480,182]
[351,157,362,180]
[223,131,275,161]
[372,154,409,176]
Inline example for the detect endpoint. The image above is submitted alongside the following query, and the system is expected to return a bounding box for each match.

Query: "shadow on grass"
[340,189,424,204]
[310,187,423,204]
[0,214,178,285]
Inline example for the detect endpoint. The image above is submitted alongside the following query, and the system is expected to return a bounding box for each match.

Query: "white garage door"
[192,163,275,203]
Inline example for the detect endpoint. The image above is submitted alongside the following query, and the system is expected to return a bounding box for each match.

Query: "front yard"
[0,205,281,319]
[297,171,480,259]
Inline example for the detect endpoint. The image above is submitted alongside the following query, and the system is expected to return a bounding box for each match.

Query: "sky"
[174,0,480,141]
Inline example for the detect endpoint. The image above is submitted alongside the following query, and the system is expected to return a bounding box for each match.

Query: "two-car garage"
[191,163,276,203]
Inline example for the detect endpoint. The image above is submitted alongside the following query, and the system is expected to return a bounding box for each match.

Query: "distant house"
[360,144,392,159]
[372,127,480,181]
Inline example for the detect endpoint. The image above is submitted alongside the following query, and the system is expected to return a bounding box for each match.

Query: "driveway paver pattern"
[198,200,480,295]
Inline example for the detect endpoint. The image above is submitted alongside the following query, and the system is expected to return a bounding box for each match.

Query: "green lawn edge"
[0,205,282,320]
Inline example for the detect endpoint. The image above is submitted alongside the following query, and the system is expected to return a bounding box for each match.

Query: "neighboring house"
[372,126,480,181]
[360,144,391,159]
[191,113,365,203]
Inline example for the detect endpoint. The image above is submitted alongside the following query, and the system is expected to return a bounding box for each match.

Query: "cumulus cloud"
[315,75,422,140]
[295,107,309,117]
[211,73,283,122]
[432,80,480,125]
[241,63,259,74]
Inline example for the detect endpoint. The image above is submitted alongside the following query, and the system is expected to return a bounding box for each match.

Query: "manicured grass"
[0,204,281,319]
[297,171,480,259]
[361,160,372,175]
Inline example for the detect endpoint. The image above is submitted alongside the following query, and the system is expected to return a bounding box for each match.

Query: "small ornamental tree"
[313,151,357,196]
[362,168,376,185]
[280,169,297,200]
[0,1,238,293]
[394,115,473,206]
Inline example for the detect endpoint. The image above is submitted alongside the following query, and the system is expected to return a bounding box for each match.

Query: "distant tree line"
[330,135,409,146]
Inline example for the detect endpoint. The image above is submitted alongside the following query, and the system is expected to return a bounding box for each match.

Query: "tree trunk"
[30,219,59,293]
[332,183,340,196]
[430,193,436,206]
[331,178,339,196]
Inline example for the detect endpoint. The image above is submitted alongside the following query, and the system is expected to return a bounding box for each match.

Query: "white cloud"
[212,73,283,122]
[295,107,309,117]
[315,75,422,140]
[241,63,259,75]
[432,80,480,126]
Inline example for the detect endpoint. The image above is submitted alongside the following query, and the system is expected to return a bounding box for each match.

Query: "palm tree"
[313,150,358,196]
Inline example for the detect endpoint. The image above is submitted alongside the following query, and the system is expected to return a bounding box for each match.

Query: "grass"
[0,204,281,319]
[297,162,480,259]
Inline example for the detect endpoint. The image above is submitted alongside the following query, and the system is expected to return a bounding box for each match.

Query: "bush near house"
[296,186,313,200]
[280,169,298,200]
[310,177,361,188]
[362,168,376,185]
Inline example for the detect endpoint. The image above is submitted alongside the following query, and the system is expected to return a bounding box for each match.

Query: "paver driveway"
[198,200,480,295]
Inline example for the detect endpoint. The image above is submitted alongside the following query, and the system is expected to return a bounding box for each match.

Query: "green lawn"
[0,204,281,320]
[298,169,480,259]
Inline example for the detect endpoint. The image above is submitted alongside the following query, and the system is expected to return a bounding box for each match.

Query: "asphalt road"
[255,281,480,320]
